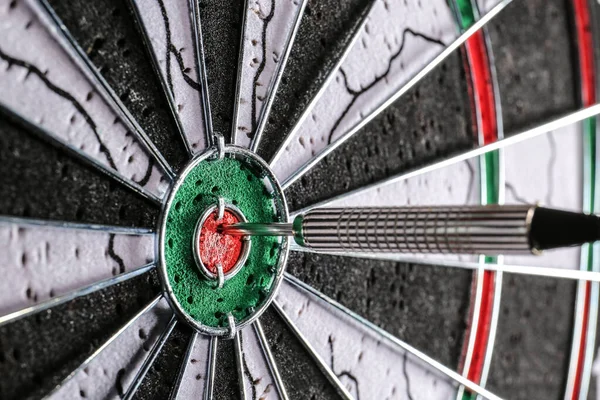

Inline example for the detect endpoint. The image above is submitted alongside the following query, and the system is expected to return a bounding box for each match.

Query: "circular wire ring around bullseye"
[192,202,251,284]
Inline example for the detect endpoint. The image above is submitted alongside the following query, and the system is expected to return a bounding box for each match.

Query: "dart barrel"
[296,205,536,255]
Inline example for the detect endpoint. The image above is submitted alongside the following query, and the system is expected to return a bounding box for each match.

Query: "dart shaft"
[222,205,600,255]
[222,223,293,236]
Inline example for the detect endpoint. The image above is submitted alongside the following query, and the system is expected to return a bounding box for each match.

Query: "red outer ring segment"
[570,0,596,398]
[458,29,500,388]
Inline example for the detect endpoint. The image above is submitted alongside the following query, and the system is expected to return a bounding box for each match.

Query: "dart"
[221,205,600,255]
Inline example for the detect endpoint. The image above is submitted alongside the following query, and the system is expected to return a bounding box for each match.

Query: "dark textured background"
[0,0,589,399]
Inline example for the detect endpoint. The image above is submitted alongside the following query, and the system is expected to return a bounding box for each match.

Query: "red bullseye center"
[199,210,243,275]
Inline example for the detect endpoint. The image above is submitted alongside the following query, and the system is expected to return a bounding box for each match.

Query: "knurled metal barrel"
[297,205,535,254]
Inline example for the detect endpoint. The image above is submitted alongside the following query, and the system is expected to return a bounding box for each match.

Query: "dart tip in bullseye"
[216,223,248,236]
[218,222,295,237]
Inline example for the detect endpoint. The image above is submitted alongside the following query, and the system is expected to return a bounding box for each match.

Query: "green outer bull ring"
[157,144,290,337]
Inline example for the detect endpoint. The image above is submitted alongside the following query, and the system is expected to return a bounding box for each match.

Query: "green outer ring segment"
[454,0,502,207]
[158,146,290,336]
[455,0,476,28]
[582,117,598,272]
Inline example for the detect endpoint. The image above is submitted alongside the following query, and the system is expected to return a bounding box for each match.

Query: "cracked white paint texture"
[295,159,480,265]
[277,281,455,399]
[233,0,302,147]
[0,219,154,319]
[240,327,279,400]
[47,298,172,400]
[171,335,211,399]
[0,0,169,199]
[502,125,583,270]
[271,0,457,181]
[130,0,208,153]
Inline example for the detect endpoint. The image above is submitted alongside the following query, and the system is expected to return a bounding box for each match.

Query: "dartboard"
[0,0,598,399]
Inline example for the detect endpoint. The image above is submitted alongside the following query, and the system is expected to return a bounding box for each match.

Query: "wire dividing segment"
[227,313,237,339]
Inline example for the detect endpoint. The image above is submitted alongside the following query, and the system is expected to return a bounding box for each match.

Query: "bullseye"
[192,203,250,282]
[198,210,243,275]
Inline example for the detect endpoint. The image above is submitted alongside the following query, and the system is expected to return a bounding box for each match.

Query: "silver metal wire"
[249,0,309,152]
[290,104,600,219]
[0,263,156,327]
[43,295,163,399]
[123,315,177,400]
[279,0,513,190]
[227,313,237,340]
[272,301,354,400]
[233,332,248,400]
[289,244,600,282]
[169,332,198,400]
[204,336,218,400]
[269,0,377,167]
[37,0,176,181]
[222,223,293,236]
[253,319,290,400]
[189,0,215,145]
[282,274,504,400]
